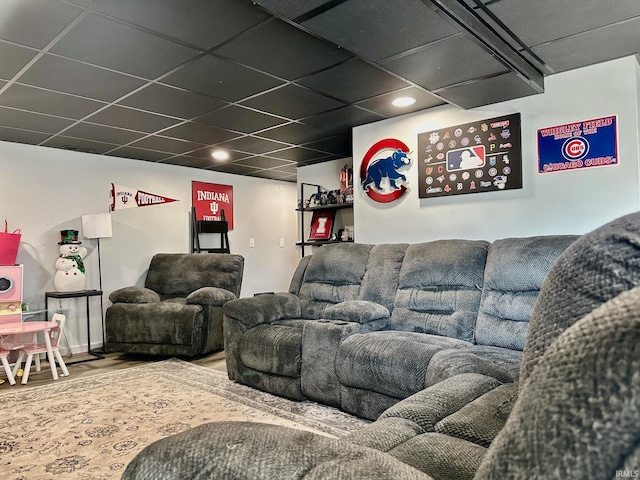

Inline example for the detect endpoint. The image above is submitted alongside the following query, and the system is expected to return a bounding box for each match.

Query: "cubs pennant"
[110,183,178,211]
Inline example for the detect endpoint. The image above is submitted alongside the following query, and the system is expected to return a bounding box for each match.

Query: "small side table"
[45,289,104,364]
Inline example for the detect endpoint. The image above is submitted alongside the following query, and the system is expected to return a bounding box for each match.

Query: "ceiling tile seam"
[0,8,91,97]
[9,81,110,108]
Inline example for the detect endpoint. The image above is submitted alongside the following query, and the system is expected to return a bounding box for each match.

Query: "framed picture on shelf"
[309,210,335,241]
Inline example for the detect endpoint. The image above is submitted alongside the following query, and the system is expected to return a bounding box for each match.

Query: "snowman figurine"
[54,229,87,292]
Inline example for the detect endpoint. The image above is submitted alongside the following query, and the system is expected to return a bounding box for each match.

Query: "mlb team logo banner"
[110,183,178,211]
[417,113,522,198]
[537,115,618,174]
[192,181,234,230]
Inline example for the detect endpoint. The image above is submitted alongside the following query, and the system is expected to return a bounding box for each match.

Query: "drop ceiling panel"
[62,122,146,145]
[303,135,351,155]
[438,71,540,109]
[107,147,172,162]
[301,0,459,62]
[0,84,106,119]
[253,0,331,20]
[163,55,284,102]
[129,135,204,155]
[0,0,82,49]
[265,147,330,163]
[196,105,287,133]
[216,136,288,155]
[298,59,411,103]
[42,135,118,154]
[93,0,270,50]
[117,84,227,120]
[0,126,50,145]
[208,162,263,176]
[241,84,345,119]
[161,122,238,145]
[381,34,508,90]
[237,156,294,169]
[257,122,333,144]
[214,19,352,80]
[531,17,640,73]
[18,54,146,102]
[50,13,200,79]
[487,0,640,47]
[84,106,181,134]
[302,105,385,132]
[0,42,38,80]
[0,107,74,133]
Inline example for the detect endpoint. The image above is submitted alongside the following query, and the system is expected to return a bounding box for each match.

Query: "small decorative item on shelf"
[340,164,353,194]
[309,210,336,241]
[297,199,303,210]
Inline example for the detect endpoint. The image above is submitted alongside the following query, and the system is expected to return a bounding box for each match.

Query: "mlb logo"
[447,146,485,172]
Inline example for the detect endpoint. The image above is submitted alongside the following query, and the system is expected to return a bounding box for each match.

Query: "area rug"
[0,358,368,480]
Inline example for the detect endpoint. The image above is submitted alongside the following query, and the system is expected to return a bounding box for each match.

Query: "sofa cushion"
[390,240,489,342]
[239,321,303,377]
[358,243,409,313]
[520,211,640,384]
[434,382,518,447]
[476,285,640,480]
[475,235,577,350]
[298,243,374,318]
[145,253,244,298]
[324,300,389,323]
[337,331,471,399]
[186,286,236,306]
[109,286,160,304]
[424,346,522,387]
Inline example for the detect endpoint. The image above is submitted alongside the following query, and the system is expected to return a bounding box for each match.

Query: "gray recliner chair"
[105,253,244,357]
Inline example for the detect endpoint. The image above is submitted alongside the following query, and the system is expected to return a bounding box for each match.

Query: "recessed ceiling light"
[211,150,230,161]
[392,97,417,107]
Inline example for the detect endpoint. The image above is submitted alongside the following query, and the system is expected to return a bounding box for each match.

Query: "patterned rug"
[0,358,368,480]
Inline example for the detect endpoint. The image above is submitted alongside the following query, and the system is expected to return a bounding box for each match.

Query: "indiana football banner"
[191,181,234,229]
[110,183,178,211]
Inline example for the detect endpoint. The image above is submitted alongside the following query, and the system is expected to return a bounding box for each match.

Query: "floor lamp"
[81,213,113,350]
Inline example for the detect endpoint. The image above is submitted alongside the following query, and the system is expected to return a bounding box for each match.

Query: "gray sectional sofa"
[122,211,640,480]
[223,234,576,419]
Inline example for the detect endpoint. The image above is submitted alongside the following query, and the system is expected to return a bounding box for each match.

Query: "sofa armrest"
[223,292,301,329]
[324,300,390,324]
[109,286,160,304]
[187,287,236,306]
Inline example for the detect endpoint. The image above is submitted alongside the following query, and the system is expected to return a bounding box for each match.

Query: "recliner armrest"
[324,300,390,324]
[109,286,160,304]
[223,292,301,329]
[187,287,236,306]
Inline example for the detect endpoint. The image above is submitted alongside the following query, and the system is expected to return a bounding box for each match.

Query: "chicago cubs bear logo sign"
[361,138,412,203]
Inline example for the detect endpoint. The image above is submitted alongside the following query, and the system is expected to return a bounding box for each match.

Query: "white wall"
[352,56,640,244]
[1,140,299,352]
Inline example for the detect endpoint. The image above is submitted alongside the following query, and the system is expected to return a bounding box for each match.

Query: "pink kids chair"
[0,348,16,385]
[13,313,69,384]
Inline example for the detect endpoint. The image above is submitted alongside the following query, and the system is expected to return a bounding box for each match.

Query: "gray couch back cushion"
[475,235,578,350]
[391,240,489,342]
[145,253,244,298]
[358,243,409,313]
[298,243,374,318]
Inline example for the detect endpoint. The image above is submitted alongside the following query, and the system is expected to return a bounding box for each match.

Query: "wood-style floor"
[0,349,228,391]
